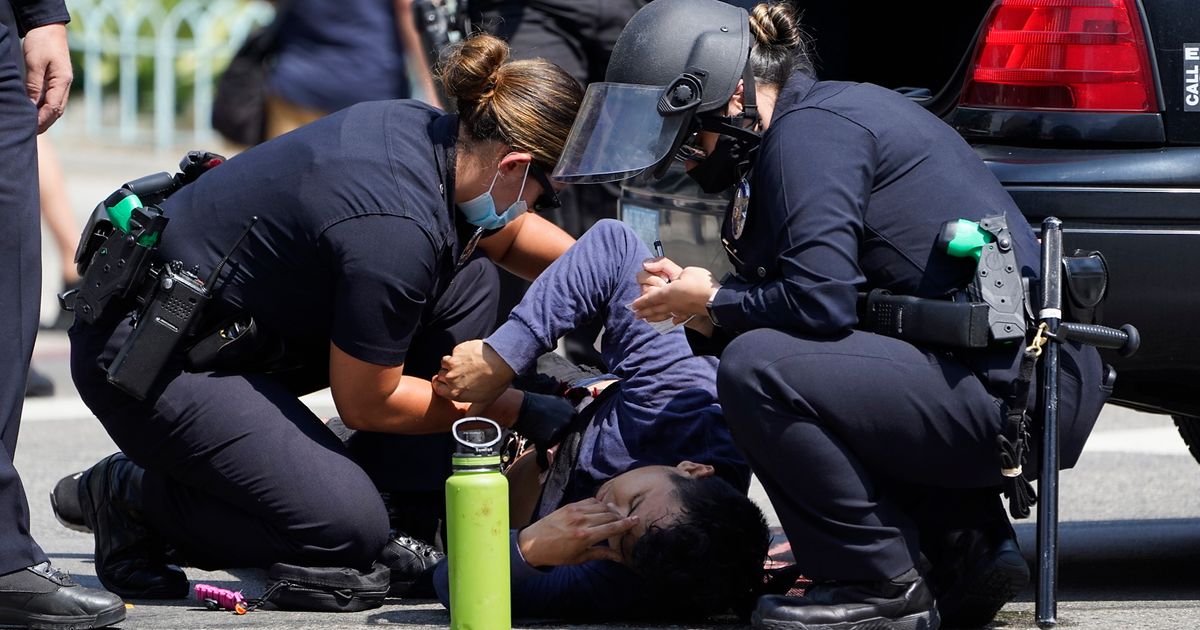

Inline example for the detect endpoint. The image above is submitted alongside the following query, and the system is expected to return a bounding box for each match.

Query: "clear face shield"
[552,81,699,184]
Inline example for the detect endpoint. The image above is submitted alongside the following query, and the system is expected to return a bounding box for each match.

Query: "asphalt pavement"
[13,134,1200,629]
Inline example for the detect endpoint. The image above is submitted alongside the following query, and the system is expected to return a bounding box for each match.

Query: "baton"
[1036,217,1063,628]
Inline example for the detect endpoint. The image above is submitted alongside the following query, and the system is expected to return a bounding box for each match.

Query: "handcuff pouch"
[1061,250,1108,325]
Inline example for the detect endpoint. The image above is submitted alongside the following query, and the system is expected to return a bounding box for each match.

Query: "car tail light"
[961,0,1158,112]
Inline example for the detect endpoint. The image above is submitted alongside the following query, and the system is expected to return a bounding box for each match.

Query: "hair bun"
[438,34,511,109]
[750,2,801,51]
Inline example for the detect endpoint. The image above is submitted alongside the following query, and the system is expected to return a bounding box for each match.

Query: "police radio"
[106,216,258,400]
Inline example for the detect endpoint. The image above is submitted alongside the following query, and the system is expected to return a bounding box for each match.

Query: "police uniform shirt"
[708,72,1042,394]
[157,100,461,369]
[4,0,68,38]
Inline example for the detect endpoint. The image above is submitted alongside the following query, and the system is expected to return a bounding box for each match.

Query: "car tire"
[1172,415,1200,466]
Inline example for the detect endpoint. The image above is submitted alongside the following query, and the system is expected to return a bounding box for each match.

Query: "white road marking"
[21,390,340,422]
[1083,427,1192,456]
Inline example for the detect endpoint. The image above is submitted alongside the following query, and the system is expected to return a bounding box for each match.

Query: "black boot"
[50,470,91,533]
[753,568,939,630]
[379,533,444,598]
[79,453,189,599]
[0,561,125,629]
[925,524,1029,628]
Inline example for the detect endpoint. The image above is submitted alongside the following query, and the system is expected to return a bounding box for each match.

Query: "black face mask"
[686,131,760,194]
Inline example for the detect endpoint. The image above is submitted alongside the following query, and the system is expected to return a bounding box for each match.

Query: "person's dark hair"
[436,33,583,171]
[628,474,770,620]
[749,2,814,88]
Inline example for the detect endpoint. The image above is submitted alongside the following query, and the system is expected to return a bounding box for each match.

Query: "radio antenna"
[205,216,259,289]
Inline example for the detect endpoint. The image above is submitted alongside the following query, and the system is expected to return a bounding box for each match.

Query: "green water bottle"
[446,417,510,630]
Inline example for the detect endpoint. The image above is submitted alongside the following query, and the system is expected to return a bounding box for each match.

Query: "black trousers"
[69,257,499,570]
[0,21,47,575]
[717,328,1108,582]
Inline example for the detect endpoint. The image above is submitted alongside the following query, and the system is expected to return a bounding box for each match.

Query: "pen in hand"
[653,240,670,284]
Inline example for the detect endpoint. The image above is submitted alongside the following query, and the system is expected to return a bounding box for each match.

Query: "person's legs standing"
[264,94,326,140]
[0,17,125,627]
[0,21,45,577]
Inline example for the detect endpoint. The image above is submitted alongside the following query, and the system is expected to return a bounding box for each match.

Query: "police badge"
[730,178,751,239]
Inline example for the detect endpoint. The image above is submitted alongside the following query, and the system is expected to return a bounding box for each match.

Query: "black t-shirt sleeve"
[320,214,440,366]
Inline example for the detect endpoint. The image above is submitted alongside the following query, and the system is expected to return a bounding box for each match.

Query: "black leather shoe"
[79,453,189,599]
[0,561,125,629]
[50,470,92,533]
[927,527,1029,628]
[379,533,444,597]
[752,568,940,630]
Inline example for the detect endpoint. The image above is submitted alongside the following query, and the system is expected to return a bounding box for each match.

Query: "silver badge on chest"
[730,178,751,240]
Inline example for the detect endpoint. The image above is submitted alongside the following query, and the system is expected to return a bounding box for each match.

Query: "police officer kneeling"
[56,34,584,599]
[556,2,1110,629]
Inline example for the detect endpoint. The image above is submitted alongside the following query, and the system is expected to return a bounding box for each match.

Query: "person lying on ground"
[432,219,770,621]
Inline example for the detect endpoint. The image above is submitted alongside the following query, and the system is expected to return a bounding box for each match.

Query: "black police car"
[619,0,1200,461]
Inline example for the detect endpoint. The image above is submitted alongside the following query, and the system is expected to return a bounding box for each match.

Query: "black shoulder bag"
[212,1,292,146]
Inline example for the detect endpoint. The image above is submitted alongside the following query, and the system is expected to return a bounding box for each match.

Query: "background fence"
[66,0,273,150]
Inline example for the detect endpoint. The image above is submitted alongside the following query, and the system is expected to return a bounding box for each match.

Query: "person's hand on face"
[517,498,638,567]
[593,461,715,561]
[432,339,515,404]
[631,266,719,324]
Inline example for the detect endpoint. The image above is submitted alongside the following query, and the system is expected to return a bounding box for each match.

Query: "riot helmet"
[553,0,761,184]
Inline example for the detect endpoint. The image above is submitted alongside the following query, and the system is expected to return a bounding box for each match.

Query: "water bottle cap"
[452,417,503,457]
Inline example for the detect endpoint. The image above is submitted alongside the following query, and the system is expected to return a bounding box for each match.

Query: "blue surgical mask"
[458,163,530,230]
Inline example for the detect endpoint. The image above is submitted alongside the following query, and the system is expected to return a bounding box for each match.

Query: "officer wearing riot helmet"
[58,34,585,599]
[556,1,1110,629]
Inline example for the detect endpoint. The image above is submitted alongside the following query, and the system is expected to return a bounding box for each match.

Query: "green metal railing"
[68,0,273,149]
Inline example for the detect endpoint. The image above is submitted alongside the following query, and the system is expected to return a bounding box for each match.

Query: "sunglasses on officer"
[529,164,562,212]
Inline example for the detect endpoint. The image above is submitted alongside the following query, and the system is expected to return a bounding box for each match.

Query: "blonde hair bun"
[750,2,801,51]
[438,33,511,110]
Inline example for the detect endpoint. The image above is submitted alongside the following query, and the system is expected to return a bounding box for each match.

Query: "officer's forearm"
[357,377,521,434]
[493,214,574,281]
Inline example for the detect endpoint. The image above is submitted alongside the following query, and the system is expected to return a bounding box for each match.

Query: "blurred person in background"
[264,0,441,139]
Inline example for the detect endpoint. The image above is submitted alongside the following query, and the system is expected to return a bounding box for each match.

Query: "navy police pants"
[0,20,48,574]
[69,257,498,570]
[717,328,1107,582]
